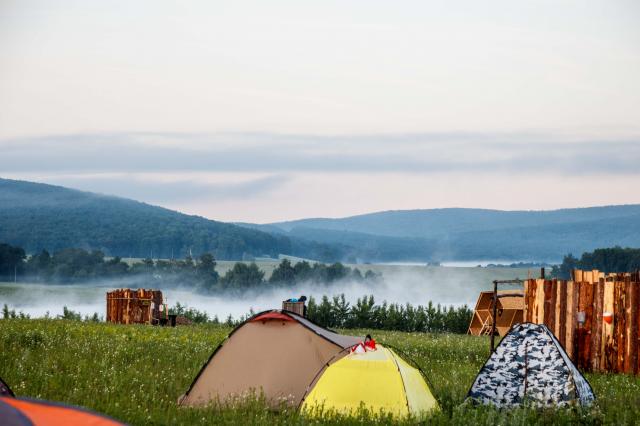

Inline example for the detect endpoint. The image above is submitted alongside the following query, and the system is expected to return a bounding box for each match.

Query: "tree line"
[307,294,471,334]
[0,243,381,293]
[221,258,382,291]
[3,295,472,335]
[2,304,101,322]
[552,246,640,279]
[168,294,472,334]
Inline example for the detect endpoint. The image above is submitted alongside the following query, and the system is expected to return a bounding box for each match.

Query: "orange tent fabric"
[0,397,125,426]
[250,312,293,322]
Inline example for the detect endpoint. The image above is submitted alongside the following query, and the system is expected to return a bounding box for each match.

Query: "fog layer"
[0,265,531,320]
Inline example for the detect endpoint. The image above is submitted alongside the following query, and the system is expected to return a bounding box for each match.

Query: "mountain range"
[2,177,640,262]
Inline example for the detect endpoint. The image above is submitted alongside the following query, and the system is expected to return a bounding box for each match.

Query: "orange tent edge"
[0,397,125,426]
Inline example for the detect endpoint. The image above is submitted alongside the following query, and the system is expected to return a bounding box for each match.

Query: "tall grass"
[1,320,639,424]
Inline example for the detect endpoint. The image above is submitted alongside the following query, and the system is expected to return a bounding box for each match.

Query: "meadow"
[1,319,639,425]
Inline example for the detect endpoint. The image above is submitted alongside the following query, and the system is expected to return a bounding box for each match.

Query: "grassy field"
[2,320,639,425]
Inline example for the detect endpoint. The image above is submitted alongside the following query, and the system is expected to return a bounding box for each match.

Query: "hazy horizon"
[2,1,639,222]
[4,174,640,226]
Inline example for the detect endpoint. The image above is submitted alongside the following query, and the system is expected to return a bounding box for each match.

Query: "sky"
[1,0,639,223]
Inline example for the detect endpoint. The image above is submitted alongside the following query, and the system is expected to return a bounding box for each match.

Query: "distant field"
[120,257,535,282]
[119,258,284,278]
[1,320,639,425]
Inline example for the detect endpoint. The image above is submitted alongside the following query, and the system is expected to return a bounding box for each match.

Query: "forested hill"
[242,205,640,262]
[268,206,640,239]
[0,178,341,260]
[4,178,640,263]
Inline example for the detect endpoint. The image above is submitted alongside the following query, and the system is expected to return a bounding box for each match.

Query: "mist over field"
[0,265,530,320]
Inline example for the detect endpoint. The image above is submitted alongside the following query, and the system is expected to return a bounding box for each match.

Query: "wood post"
[615,279,628,372]
[629,281,639,374]
[602,279,615,371]
[523,279,529,322]
[490,280,498,352]
[565,280,576,359]
[577,281,593,370]
[590,278,604,372]
[558,280,567,346]
[544,280,554,329]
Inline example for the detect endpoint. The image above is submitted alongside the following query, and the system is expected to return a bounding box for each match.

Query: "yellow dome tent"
[301,345,439,418]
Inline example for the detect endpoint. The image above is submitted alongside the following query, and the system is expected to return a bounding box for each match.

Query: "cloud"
[23,173,291,204]
[1,132,639,176]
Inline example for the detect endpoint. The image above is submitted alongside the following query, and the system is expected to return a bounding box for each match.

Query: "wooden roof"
[497,291,524,310]
[475,290,524,311]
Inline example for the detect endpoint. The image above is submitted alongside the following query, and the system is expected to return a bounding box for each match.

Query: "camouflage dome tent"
[468,323,595,407]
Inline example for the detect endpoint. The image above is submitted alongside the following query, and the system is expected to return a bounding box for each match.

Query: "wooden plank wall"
[524,270,639,375]
[282,301,305,317]
[106,289,164,325]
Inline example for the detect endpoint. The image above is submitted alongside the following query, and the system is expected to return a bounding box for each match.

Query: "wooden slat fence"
[524,270,640,374]
[106,289,164,325]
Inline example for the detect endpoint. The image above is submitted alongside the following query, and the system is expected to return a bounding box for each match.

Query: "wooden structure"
[524,270,640,375]
[106,289,164,325]
[282,300,305,317]
[468,290,524,336]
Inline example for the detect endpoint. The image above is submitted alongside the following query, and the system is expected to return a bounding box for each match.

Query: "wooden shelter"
[106,289,165,325]
[468,290,524,336]
[524,270,640,375]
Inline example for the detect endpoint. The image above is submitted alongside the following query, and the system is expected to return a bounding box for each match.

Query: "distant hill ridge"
[2,177,639,263]
[0,178,340,261]
[266,205,640,238]
[241,205,640,262]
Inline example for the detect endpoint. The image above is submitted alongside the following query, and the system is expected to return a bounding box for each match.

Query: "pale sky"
[1,1,639,223]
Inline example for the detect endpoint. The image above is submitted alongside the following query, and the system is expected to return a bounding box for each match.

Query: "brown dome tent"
[180,310,361,408]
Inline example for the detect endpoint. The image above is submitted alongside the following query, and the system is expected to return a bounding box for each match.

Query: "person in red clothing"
[350,334,377,353]
[364,334,377,351]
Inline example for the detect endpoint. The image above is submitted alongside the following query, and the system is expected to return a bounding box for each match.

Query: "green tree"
[0,243,26,280]
[196,253,219,290]
[293,261,312,282]
[219,262,265,291]
[269,259,296,285]
[349,295,375,328]
[330,294,350,328]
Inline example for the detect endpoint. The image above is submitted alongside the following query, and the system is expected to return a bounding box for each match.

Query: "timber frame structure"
[468,289,524,339]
